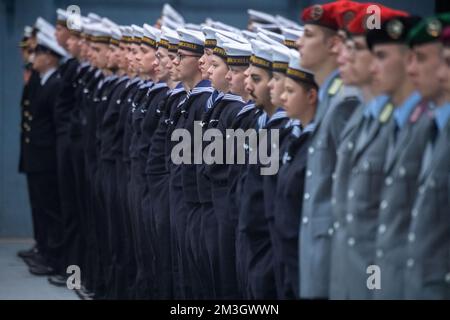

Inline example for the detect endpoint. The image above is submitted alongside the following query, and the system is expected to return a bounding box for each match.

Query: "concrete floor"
[0,239,79,300]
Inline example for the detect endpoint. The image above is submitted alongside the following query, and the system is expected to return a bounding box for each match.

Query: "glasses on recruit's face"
[176,52,201,61]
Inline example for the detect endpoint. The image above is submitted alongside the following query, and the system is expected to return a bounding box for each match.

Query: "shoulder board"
[409,102,428,123]
[379,103,394,124]
[328,78,343,96]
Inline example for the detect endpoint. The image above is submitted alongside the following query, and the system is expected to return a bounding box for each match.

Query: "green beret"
[407,13,450,47]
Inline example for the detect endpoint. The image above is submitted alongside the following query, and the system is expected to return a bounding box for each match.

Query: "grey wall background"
[0,0,435,238]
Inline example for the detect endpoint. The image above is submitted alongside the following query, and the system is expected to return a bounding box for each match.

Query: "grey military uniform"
[373,96,433,299]
[341,99,394,299]
[299,71,360,299]
[329,100,364,299]
[330,96,393,299]
[403,109,450,299]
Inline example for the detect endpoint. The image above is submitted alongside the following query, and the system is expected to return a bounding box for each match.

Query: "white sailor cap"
[184,23,202,31]
[110,27,122,45]
[24,26,33,38]
[223,41,252,66]
[56,8,69,26]
[102,17,118,29]
[87,13,102,23]
[159,26,179,52]
[287,49,316,85]
[119,25,134,43]
[250,22,280,33]
[275,15,303,30]
[36,31,67,57]
[177,28,205,54]
[270,43,291,73]
[202,26,219,49]
[89,23,112,43]
[212,32,232,59]
[257,28,285,44]
[142,23,160,49]
[281,27,303,49]
[20,26,33,48]
[162,3,185,24]
[250,39,272,70]
[161,16,183,30]
[248,9,276,24]
[35,17,56,38]
[131,24,144,44]
[210,21,242,35]
[242,30,257,41]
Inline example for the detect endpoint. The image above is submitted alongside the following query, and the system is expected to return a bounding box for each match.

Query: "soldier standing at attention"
[297,1,361,299]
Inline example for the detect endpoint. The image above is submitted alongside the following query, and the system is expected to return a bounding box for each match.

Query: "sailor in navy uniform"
[138,25,171,299]
[237,39,290,299]
[144,27,183,299]
[270,50,317,299]
[170,27,214,299]
[22,30,66,277]
[94,21,130,299]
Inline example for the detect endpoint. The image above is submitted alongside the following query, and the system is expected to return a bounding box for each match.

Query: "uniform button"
[408,233,415,243]
[304,193,310,200]
[376,249,383,258]
[24,111,29,117]
[406,258,414,268]
[333,222,340,229]
[328,228,334,236]
[445,273,450,284]
[411,208,418,218]
[272,143,277,149]
[399,166,406,177]
[308,147,314,154]
[25,138,30,144]
[306,170,312,178]
[348,189,354,199]
[380,200,388,210]
[385,176,393,186]
[332,172,337,181]
[419,185,426,194]
[362,160,370,171]
[378,224,386,234]
[302,216,309,225]
[428,178,436,188]
[346,213,353,223]
[331,197,336,205]
[348,237,355,247]
[347,141,354,150]
[28,115,33,121]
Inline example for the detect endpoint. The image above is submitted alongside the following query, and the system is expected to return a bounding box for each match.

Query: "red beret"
[347,4,409,35]
[301,1,350,31]
[334,1,369,31]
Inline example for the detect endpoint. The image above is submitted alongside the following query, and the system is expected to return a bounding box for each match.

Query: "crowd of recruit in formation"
[16,1,450,300]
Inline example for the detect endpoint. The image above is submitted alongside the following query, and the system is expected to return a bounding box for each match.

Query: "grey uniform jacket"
[404,117,450,299]
[299,72,360,299]
[373,102,433,299]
